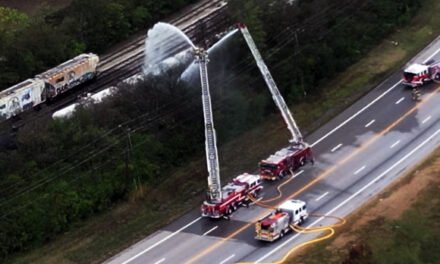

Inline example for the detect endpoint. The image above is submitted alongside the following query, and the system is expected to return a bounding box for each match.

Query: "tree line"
[229,0,421,104]
[0,0,422,259]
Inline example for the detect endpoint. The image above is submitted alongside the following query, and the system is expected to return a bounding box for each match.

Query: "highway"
[104,35,440,264]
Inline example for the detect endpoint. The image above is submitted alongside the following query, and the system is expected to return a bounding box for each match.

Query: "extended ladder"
[194,47,222,203]
[237,23,303,144]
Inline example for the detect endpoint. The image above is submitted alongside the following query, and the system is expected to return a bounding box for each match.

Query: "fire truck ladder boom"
[194,47,222,204]
[238,23,303,143]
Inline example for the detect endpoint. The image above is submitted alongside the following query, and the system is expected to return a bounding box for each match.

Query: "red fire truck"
[402,62,440,87]
[255,199,308,242]
[201,173,263,218]
[259,143,313,181]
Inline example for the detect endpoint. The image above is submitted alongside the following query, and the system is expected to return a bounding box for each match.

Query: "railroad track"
[0,0,231,135]
[99,0,225,63]
[98,0,226,71]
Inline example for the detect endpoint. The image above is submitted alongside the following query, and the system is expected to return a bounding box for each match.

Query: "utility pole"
[125,128,140,191]
[120,125,139,191]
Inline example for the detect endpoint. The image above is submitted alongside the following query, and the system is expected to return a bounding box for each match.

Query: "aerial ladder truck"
[194,47,262,219]
[237,23,314,180]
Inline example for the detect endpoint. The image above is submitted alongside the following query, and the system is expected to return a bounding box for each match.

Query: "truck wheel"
[300,158,306,166]
[280,230,285,238]
[232,203,238,211]
[299,216,305,225]
[227,207,233,215]
[279,170,287,179]
[436,73,440,80]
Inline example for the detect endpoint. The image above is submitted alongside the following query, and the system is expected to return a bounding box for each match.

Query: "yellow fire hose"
[241,193,346,264]
[272,223,336,264]
[257,173,296,203]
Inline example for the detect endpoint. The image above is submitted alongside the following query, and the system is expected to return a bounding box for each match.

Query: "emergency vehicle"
[255,199,308,242]
[402,62,440,87]
[237,23,314,180]
[259,143,313,180]
[201,173,262,218]
[194,48,264,219]
[198,25,313,220]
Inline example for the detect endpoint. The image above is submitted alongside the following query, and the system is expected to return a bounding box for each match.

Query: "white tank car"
[52,86,118,120]
[36,53,99,99]
[51,103,79,120]
[0,78,46,120]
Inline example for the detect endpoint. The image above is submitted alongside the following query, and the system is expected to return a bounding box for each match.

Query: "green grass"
[10,0,440,263]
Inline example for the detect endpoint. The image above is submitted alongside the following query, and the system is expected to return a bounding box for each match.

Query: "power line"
[0,0,380,214]
[0,0,365,201]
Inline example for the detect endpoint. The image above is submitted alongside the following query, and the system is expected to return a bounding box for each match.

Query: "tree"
[63,0,131,51]
[0,7,29,89]
[0,7,29,39]
[228,0,266,48]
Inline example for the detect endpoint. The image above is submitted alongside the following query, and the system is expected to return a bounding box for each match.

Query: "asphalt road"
[104,36,440,264]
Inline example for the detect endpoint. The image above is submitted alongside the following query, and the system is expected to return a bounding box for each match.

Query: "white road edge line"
[310,46,440,148]
[220,254,236,264]
[315,192,329,202]
[395,97,405,104]
[154,258,166,264]
[292,170,304,179]
[422,116,432,124]
[365,119,375,128]
[203,226,218,236]
[122,46,440,264]
[354,165,366,175]
[331,143,343,152]
[390,140,401,149]
[256,128,440,263]
[122,217,202,264]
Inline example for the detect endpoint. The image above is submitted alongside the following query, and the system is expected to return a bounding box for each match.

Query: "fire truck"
[201,173,262,218]
[402,62,440,87]
[259,143,313,181]
[197,25,312,219]
[255,199,308,242]
[194,47,263,219]
[237,23,314,180]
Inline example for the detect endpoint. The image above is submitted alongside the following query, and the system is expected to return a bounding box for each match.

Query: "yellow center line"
[185,86,440,264]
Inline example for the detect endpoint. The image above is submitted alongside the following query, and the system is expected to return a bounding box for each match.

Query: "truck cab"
[402,63,432,87]
[201,183,244,218]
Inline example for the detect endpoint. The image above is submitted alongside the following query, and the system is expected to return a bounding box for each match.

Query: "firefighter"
[412,87,421,101]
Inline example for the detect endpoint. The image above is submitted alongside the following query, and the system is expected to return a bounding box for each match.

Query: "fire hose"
[240,194,346,264]
[254,171,297,204]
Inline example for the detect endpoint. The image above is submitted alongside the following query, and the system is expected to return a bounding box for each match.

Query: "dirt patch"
[0,0,71,15]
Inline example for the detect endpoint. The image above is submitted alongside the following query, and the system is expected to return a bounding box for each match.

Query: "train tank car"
[36,53,99,99]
